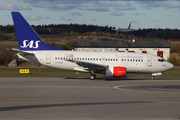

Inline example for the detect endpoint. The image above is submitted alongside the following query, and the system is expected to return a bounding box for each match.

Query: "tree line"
[131,28,180,40]
[0,24,180,41]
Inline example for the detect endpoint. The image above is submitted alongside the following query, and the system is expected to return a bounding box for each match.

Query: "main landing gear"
[150,76,154,80]
[89,71,96,80]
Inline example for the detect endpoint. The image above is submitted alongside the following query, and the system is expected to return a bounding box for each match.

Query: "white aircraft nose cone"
[168,63,174,70]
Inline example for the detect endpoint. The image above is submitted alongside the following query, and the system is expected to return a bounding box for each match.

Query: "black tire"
[90,75,95,80]
[150,76,154,80]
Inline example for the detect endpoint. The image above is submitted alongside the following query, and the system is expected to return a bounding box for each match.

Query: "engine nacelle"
[106,66,126,77]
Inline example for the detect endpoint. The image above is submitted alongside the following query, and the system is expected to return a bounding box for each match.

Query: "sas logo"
[20,40,41,48]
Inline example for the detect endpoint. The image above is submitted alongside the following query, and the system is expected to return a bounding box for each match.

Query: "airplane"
[112,23,136,32]
[10,12,174,80]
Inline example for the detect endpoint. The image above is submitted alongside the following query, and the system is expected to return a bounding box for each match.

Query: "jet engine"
[106,66,126,77]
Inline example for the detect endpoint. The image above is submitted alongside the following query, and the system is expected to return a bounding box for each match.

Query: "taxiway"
[0,77,180,120]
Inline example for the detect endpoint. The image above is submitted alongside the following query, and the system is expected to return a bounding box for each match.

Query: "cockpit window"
[158,59,166,62]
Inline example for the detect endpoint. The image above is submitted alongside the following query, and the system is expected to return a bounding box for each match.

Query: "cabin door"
[46,54,51,64]
[147,56,152,67]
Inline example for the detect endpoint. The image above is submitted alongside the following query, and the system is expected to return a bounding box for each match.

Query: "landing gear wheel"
[89,71,96,80]
[150,76,154,80]
[89,75,96,80]
[90,75,95,80]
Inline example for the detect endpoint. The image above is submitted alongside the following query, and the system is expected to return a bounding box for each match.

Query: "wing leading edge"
[67,59,107,71]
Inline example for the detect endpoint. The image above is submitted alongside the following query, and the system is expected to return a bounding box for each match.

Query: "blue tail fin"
[128,23,131,29]
[11,12,63,51]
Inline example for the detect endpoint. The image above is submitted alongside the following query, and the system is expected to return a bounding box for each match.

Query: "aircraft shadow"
[64,77,180,81]
[0,101,154,112]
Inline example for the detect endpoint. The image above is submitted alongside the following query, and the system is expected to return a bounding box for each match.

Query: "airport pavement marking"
[114,84,145,91]
[114,84,180,92]
[0,84,8,88]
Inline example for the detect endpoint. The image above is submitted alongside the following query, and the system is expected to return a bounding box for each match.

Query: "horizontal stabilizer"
[7,48,34,55]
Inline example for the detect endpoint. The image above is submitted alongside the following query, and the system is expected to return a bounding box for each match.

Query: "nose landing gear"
[150,73,162,80]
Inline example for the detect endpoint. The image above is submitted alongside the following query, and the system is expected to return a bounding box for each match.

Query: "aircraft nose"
[168,62,174,70]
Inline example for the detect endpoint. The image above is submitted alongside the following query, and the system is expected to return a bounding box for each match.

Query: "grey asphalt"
[0,77,180,120]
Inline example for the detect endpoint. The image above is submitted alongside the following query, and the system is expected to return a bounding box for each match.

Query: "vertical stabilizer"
[12,12,62,51]
[128,23,131,29]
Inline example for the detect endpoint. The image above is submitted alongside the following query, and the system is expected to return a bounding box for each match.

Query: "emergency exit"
[46,54,51,64]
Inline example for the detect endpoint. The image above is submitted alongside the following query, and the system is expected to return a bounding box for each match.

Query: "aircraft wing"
[7,48,34,55]
[67,60,107,71]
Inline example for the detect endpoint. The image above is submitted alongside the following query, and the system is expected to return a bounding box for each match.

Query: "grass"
[0,68,104,77]
[0,68,179,78]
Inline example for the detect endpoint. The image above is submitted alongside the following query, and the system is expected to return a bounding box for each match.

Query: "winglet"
[11,12,63,51]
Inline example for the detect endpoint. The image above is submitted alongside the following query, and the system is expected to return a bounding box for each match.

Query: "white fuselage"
[11,12,174,80]
[17,51,174,74]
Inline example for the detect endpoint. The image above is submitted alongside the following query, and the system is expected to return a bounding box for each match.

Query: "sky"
[0,0,180,29]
